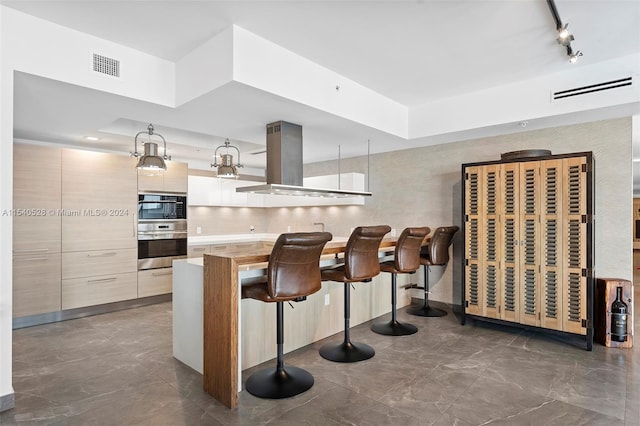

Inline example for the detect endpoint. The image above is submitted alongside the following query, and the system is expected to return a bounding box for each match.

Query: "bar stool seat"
[319,225,391,363]
[371,226,430,336]
[241,232,332,399]
[408,226,459,317]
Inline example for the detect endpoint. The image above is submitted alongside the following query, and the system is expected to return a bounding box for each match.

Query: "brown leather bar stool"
[320,225,391,363]
[408,226,459,317]
[241,232,332,399]
[371,226,430,336]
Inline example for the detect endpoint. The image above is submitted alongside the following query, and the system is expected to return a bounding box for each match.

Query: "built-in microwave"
[138,193,187,220]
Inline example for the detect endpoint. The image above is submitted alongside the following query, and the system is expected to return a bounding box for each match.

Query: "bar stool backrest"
[268,232,333,300]
[344,225,392,281]
[425,226,459,265]
[394,227,430,273]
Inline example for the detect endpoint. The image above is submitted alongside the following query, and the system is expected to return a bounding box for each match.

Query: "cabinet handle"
[193,247,206,252]
[87,277,117,284]
[87,252,117,257]
[14,248,49,254]
[152,271,172,277]
[14,256,48,262]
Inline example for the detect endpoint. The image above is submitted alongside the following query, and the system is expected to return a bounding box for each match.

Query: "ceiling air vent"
[552,77,632,101]
[92,53,120,78]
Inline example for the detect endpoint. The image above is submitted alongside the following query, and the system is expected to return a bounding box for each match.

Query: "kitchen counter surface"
[188,233,349,246]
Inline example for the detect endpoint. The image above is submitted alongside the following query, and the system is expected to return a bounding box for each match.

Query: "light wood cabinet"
[138,268,173,297]
[62,248,137,279]
[463,152,594,349]
[61,149,137,252]
[13,143,61,253]
[13,253,61,317]
[62,272,137,310]
[13,143,62,317]
[138,160,188,193]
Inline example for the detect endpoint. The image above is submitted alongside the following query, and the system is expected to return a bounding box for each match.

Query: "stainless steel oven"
[137,220,187,270]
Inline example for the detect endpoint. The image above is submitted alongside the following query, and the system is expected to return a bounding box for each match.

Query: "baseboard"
[0,392,15,412]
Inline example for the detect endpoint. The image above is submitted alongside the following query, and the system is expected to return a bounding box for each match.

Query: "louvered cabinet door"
[500,163,520,323]
[562,157,588,335]
[540,160,564,331]
[519,161,541,327]
[482,165,501,319]
[464,166,483,316]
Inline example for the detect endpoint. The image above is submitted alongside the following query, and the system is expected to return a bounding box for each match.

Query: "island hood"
[235,121,372,198]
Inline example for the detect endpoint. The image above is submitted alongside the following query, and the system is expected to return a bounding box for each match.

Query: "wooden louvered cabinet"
[462,152,594,350]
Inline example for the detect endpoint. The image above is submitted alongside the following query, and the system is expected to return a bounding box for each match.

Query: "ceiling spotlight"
[568,50,583,64]
[546,0,583,64]
[211,138,243,178]
[84,136,100,141]
[556,23,574,46]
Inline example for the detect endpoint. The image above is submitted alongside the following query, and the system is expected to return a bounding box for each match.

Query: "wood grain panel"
[62,272,137,310]
[203,254,239,409]
[13,143,61,253]
[138,268,173,297]
[62,248,137,279]
[13,253,61,317]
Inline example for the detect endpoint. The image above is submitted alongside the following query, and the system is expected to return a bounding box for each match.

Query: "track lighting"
[546,0,583,64]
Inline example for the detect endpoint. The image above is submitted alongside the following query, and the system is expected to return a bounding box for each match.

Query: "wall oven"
[137,193,188,270]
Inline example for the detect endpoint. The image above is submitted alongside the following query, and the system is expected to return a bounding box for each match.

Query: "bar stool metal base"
[371,320,418,336]
[245,366,314,399]
[407,303,447,317]
[319,341,375,363]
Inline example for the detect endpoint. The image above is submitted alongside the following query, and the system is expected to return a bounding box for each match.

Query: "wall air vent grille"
[92,53,120,77]
[552,77,632,101]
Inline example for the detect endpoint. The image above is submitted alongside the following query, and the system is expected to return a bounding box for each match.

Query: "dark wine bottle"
[611,286,628,342]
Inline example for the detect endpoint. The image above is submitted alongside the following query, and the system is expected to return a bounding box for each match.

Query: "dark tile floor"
[2,286,638,425]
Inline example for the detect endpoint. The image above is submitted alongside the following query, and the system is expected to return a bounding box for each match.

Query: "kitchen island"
[172,234,404,408]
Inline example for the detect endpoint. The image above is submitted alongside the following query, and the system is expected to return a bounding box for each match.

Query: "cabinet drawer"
[62,272,137,310]
[187,245,210,258]
[13,253,61,318]
[62,248,137,279]
[138,268,173,297]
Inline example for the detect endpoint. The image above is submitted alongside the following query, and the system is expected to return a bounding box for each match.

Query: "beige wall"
[189,117,633,305]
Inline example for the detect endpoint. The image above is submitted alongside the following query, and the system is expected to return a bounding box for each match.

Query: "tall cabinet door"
[562,157,589,335]
[519,161,541,327]
[540,159,564,331]
[500,163,520,323]
[482,165,501,319]
[464,166,483,316]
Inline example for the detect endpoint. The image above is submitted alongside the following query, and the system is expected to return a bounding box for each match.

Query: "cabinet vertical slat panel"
[465,166,483,316]
[501,163,520,323]
[562,157,588,335]
[519,161,541,327]
[540,160,564,331]
[483,165,501,319]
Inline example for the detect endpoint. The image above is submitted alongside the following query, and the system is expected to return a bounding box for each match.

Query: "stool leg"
[408,265,447,317]
[245,301,315,399]
[319,283,375,362]
[371,273,418,336]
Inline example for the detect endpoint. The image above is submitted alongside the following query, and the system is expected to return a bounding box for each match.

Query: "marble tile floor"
[2,288,638,426]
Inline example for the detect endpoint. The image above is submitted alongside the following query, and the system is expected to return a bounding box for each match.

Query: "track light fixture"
[546,0,583,64]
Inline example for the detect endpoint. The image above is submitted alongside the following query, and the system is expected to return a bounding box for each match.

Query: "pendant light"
[211,138,243,178]
[131,124,170,172]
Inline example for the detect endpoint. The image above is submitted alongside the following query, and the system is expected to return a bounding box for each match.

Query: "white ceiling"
[4,0,640,172]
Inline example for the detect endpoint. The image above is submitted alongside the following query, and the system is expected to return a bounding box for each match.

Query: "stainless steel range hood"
[236,121,372,198]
